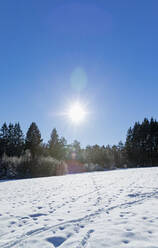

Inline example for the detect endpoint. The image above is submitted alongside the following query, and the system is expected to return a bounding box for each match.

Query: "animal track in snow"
[47,236,66,247]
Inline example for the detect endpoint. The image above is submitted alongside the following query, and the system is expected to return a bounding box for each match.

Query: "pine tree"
[0,123,8,157]
[13,123,24,156]
[25,122,42,158]
[125,126,135,165]
[7,123,15,156]
[49,128,59,147]
[48,128,67,159]
[125,118,158,166]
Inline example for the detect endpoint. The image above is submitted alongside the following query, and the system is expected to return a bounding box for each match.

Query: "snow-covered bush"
[0,153,68,179]
[0,154,22,178]
[33,157,67,177]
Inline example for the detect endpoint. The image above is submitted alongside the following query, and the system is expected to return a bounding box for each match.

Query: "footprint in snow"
[10,221,16,225]
[37,206,43,209]
[142,216,147,220]
[58,219,64,222]
[29,213,47,218]
[81,229,94,246]
[59,226,65,230]
[122,239,130,244]
[46,236,66,247]
[80,225,84,228]
[126,228,133,232]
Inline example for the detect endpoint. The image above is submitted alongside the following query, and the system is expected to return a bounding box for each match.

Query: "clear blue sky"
[0,0,158,147]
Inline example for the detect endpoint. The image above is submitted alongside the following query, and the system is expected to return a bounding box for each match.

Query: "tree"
[0,122,8,157]
[125,118,158,166]
[83,144,112,168]
[13,123,24,156]
[25,122,42,158]
[0,122,24,158]
[7,123,15,156]
[48,128,67,159]
[71,140,82,160]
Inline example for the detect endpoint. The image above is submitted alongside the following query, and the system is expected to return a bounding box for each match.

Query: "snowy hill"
[1,168,158,247]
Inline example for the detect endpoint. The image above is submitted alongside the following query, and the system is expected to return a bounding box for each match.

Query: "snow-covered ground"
[1,168,158,248]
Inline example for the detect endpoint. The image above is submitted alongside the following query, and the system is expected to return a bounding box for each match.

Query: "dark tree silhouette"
[13,123,24,156]
[25,122,42,158]
[125,118,158,166]
[48,128,67,159]
[0,122,8,157]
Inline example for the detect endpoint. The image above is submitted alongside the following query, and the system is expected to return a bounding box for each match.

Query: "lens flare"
[67,102,86,124]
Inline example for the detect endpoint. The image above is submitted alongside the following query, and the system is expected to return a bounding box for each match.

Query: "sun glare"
[68,102,86,124]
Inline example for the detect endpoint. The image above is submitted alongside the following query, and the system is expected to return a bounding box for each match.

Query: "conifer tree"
[125,118,158,166]
[25,122,42,158]
[48,128,66,159]
[13,123,24,156]
[0,122,8,157]
[7,123,15,156]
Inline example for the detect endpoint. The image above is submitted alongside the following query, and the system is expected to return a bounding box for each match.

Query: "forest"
[0,117,158,179]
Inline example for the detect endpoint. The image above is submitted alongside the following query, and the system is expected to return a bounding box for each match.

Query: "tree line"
[125,118,158,166]
[0,122,66,160]
[0,117,158,178]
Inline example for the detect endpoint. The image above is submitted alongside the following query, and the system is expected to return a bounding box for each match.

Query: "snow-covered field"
[1,168,158,248]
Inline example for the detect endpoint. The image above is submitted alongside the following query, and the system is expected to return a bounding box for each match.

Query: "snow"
[0,167,158,247]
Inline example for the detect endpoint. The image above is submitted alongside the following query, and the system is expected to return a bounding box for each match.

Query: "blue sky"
[0,0,158,147]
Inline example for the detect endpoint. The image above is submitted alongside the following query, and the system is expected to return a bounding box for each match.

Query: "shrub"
[0,153,68,179]
[84,163,104,172]
[0,154,22,178]
[31,156,61,177]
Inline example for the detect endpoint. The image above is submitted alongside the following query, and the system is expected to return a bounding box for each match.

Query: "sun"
[68,102,86,124]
